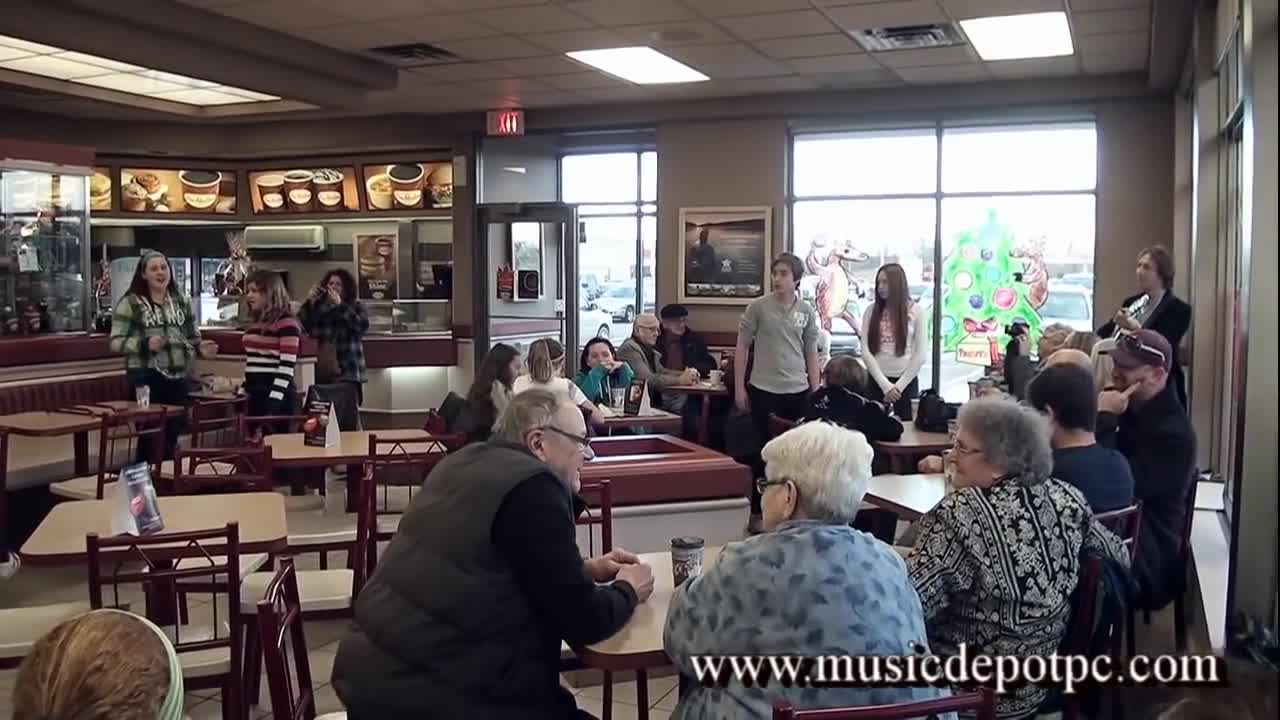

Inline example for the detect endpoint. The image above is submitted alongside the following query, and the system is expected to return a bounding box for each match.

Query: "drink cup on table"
[671,536,705,586]
[610,387,625,409]
[135,385,151,409]
[708,369,724,386]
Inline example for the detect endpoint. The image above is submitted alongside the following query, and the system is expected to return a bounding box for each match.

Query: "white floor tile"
[576,694,672,720]
[577,673,678,708]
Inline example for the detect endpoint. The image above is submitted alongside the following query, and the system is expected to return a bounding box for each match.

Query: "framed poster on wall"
[677,206,772,305]
[355,233,397,300]
[119,168,236,214]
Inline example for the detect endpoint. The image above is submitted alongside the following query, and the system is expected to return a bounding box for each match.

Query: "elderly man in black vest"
[332,390,655,719]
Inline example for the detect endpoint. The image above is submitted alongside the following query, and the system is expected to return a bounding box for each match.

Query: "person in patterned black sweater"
[242,270,301,426]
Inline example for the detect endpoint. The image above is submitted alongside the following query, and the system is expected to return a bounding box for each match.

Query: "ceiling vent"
[851,23,966,52]
[365,42,459,66]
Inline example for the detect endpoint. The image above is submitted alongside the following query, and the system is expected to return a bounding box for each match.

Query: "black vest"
[332,442,577,719]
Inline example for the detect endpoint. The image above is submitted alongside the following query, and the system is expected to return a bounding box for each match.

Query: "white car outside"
[1040,283,1094,333]
[578,307,615,349]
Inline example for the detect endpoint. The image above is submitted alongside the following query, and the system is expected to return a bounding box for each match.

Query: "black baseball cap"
[660,304,689,320]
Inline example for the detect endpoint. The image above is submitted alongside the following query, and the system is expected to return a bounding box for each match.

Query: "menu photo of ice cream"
[249,166,358,214]
[355,233,398,300]
[362,161,452,211]
[119,168,236,214]
[90,166,112,211]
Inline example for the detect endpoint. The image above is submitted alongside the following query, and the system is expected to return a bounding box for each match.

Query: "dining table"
[863,473,948,522]
[872,426,952,474]
[662,382,730,446]
[596,404,683,435]
[0,402,184,476]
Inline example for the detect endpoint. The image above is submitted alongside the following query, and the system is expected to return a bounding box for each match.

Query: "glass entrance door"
[474,203,579,369]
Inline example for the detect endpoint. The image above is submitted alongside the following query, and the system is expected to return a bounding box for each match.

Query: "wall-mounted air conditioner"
[243,225,327,252]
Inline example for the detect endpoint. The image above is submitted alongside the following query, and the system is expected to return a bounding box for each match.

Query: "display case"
[1,165,90,335]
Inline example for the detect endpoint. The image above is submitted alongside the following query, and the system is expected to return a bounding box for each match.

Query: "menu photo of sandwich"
[250,166,358,214]
[355,233,398,300]
[363,161,452,211]
[119,168,237,214]
[90,166,112,211]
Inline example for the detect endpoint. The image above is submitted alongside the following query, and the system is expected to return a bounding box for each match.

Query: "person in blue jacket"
[574,337,635,406]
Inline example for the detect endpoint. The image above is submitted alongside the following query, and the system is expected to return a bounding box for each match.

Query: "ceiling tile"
[1081,47,1148,74]
[754,34,863,59]
[1071,0,1150,10]
[712,75,819,93]
[437,35,550,60]
[562,0,696,25]
[576,85,656,101]
[826,1,949,31]
[207,1,354,31]
[684,0,813,16]
[431,0,548,9]
[540,71,630,90]
[616,20,735,46]
[498,55,587,76]
[787,53,880,74]
[525,28,629,52]
[873,45,977,68]
[1077,31,1148,56]
[409,62,517,82]
[894,63,990,84]
[666,43,792,78]
[294,22,416,50]
[469,77,559,95]
[939,0,1063,20]
[1071,8,1151,35]
[360,14,501,42]
[470,5,594,34]
[310,0,436,21]
[666,43,773,64]
[716,10,839,39]
[809,68,903,88]
[987,55,1080,78]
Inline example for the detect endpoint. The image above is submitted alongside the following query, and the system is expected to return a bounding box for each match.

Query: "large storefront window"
[790,121,1097,402]
[563,150,656,350]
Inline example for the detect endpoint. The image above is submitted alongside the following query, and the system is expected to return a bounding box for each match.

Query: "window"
[790,121,1098,402]
[562,150,656,351]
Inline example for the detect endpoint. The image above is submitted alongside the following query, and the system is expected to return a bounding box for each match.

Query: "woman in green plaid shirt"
[109,251,217,450]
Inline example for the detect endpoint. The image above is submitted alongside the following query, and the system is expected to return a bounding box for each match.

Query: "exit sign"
[487,109,525,136]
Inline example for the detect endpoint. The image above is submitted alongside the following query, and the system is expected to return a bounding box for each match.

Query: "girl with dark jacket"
[804,354,904,443]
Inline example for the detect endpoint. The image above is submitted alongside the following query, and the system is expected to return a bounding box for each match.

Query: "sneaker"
[745,514,765,536]
[0,551,19,580]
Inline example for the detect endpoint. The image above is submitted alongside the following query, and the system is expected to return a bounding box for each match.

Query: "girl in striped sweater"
[243,270,302,422]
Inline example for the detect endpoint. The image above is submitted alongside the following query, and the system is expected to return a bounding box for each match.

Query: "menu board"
[355,233,398,300]
[248,166,358,214]
[90,166,112,211]
[362,161,452,211]
[119,168,236,214]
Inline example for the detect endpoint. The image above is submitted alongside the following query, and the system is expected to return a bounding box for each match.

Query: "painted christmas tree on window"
[939,210,1043,367]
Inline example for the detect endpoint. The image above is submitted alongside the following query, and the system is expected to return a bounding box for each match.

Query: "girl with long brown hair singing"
[860,263,927,419]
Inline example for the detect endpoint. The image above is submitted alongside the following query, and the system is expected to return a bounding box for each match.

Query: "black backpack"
[914,389,956,433]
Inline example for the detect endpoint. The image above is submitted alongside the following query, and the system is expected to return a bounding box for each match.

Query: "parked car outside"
[1059,272,1094,292]
[578,307,614,350]
[595,283,639,322]
[1040,282,1094,332]
[580,273,603,305]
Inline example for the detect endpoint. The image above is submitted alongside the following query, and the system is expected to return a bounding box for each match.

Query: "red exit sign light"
[487,110,525,136]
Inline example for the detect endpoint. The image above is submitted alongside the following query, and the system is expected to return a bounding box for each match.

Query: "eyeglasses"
[544,425,595,460]
[756,477,790,495]
[951,438,983,457]
[1116,332,1166,366]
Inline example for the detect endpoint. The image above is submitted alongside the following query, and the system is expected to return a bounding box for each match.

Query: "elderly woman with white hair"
[664,422,948,719]
[907,396,1129,719]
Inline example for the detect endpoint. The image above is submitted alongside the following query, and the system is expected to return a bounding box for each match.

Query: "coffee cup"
[708,369,724,386]
[609,387,625,409]
[283,169,314,212]
[387,163,425,209]
[256,174,285,213]
[313,168,344,211]
[947,419,959,441]
[178,170,221,211]
[135,385,151,409]
[366,173,393,210]
[671,536,705,586]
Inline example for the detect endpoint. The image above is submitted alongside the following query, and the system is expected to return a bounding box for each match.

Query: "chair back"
[352,464,378,584]
[365,434,454,540]
[94,408,169,498]
[1095,501,1143,563]
[85,523,242,676]
[773,688,995,719]
[189,396,247,448]
[257,558,321,720]
[172,445,273,495]
[0,430,9,550]
[768,413,798,440]
[241,414,308,443]
[576,479,614,557]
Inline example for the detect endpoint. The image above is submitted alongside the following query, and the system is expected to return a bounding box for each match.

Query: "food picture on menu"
[363,162,452,210]
[90,167,112,211]
[355,233,398,300]
[119,168,236,214]
[249,166,358,214]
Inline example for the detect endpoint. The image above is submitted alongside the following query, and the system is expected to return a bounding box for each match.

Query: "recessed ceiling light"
[959,12,1074,61]
[0,33,281,106]
[566,46,709,84]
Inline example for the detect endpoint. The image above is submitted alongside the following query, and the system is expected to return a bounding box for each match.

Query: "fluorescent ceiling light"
[0,33,281,105]
[959,12,1074,61]
[566,46,708,84]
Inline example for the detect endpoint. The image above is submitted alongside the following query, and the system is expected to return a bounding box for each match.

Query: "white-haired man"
[617,312,699,411]
[334,390,654,719]
[665,421,948,718]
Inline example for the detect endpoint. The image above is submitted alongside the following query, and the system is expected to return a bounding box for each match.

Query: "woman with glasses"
[905,396,1129,719]
[665,421,947,718]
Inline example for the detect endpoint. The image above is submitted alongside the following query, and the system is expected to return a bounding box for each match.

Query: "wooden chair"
[768,413,799,440]
[364,433,455,573]
[1060,556,1106,720]
[772,688,996,719]
[50,408,167,500]
[241,465,374,710]
[1095,502,1143,656]
[158,396,247,480]
[87,523,245,720]
[255,557,348,720]
[1171,480,1199,652]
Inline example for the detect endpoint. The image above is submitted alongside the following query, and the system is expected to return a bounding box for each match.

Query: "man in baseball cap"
[1097,328,1196,610]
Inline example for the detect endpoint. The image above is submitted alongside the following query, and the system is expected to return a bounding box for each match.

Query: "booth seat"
[0,374,131,415]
